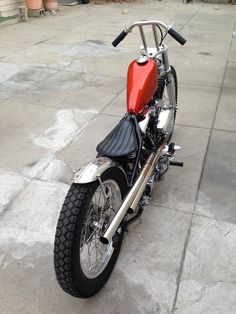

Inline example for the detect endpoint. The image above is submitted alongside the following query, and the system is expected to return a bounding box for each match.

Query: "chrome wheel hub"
[79,180,122,279]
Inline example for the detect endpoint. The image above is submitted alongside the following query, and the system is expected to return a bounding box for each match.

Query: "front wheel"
[54,168,127,298]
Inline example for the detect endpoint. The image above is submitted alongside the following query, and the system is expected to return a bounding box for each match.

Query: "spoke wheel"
[54,168,128,298]
[79,180,122,279]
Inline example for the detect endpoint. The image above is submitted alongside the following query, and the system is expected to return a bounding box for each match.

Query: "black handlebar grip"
[168,28,186,46]
[112,30,128,47]
[170,161,184,167]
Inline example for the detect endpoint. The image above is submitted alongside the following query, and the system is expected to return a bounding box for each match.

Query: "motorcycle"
[54,20,186,298]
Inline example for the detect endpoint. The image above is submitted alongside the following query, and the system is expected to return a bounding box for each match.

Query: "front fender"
[73,157,128,184]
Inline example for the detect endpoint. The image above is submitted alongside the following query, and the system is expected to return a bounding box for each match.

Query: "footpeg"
[162,143,181,155]
[170,161,184,167]
[168,143,181,155]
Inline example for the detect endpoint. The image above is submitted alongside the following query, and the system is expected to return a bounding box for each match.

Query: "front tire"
[54,168,127,298]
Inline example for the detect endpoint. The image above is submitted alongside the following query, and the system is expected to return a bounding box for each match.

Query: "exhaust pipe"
[100,144,164,245]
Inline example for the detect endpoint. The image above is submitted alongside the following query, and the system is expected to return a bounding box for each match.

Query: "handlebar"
[112,30,128,47]
[167,27,186,46]
[112,20,186,47]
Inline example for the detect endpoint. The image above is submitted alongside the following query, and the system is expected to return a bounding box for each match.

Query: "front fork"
[161,45,176,108]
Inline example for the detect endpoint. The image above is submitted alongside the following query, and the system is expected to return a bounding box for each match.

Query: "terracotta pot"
[43,0,59,11]
[25,0,42,10]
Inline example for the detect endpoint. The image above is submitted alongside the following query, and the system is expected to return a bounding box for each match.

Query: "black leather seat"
[96,117,138,158]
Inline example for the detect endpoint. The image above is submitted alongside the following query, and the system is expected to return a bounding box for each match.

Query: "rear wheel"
[54,168,127,298]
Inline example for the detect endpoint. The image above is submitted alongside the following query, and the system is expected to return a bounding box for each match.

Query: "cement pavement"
[0,1,236,313]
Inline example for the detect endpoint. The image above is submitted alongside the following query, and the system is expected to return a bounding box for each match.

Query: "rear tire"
[54,168,127,298]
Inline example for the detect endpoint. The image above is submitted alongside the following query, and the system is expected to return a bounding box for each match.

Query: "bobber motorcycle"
[54,20,186,298]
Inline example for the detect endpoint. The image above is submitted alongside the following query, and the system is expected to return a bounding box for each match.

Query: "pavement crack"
[224,230,231,237]
[171,215,193,313]
[100,86,125,114]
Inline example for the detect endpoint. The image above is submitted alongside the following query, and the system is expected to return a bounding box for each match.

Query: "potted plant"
[43,0,59,11]
[25,0,43,10]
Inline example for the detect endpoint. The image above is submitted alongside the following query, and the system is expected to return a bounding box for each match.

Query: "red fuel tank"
[127,59,158,115]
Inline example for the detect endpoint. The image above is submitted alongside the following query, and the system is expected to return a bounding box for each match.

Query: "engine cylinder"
[156,109,174,134]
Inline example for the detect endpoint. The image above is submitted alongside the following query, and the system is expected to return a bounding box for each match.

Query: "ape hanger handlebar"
[112,20,186,48]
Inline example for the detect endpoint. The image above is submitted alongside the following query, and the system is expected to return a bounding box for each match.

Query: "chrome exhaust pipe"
[100,144,164,245]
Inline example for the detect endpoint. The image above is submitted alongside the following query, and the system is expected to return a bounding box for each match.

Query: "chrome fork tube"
[162,48,176,107]
[152,25,159,50]
[139,26,147,52]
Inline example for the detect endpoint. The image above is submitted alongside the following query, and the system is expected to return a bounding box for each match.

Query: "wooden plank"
[28,8,45,17]
[1,9,19,17]
[0,0,24,17]
[0,0,23,4]
[0,1,24,9]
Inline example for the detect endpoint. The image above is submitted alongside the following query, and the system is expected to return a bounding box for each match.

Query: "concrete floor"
[0,1,236,313]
